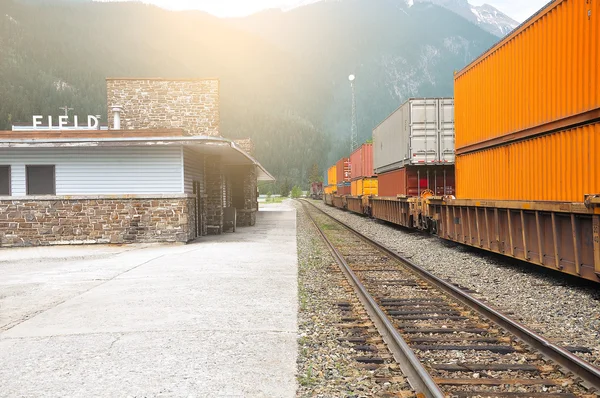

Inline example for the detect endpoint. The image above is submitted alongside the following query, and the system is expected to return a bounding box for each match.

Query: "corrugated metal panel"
[439,99,456,163]
[352,178,378,196]
[183,148,204,194]
[378,168,407,197]
[373,98,455,174]
[328,165,337,187]
[350,143,375,180]
[337,182,351,196]
[456,122,600,202]
[378,166,456,197]
[336,158,351,183]
[362,178,378,196]
[455,0,600,150]
[0,147,183,196]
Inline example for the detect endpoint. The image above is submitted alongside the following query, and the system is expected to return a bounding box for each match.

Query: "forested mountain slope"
[0,0,497,187]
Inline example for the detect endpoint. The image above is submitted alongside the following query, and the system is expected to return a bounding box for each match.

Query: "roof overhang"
[0,133,275,181]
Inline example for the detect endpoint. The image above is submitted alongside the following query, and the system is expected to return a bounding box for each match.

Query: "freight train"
[309,182,324,200]
[323,0,600,283]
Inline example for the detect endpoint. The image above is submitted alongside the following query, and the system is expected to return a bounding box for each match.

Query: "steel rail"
[301,199,600,393]
[300,200,445,398]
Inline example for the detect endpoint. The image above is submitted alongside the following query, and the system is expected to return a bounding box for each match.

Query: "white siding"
[0,147,184,196]
[183,147,204,194]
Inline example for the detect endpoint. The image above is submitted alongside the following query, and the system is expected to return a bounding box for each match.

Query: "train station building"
[0,78,274,247]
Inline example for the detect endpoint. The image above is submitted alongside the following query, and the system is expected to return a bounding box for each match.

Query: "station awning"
[0,130,275,181]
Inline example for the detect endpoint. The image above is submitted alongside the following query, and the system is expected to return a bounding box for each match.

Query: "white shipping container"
[373,98,455,174]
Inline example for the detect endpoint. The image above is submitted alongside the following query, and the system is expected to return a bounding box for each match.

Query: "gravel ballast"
[310,200,600,368]
[294,201,414,397]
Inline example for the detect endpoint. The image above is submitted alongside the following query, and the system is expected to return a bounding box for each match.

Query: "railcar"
[321,0,600,282]
[309,182,323,200]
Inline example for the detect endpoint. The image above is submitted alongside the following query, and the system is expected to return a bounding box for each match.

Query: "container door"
[409,99,439,164]
[374,103,407,173]
[439,98,455,163]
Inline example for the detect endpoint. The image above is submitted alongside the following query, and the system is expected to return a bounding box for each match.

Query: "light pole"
[349,74,358,152]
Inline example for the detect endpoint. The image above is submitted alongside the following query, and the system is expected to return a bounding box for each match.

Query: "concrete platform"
[0,209,298,397]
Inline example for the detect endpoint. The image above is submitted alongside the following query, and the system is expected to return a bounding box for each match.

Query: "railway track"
[300,199,600,398]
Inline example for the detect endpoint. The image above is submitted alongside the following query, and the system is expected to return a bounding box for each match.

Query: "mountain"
[0,0,498,189]
[285,0,518,37]
[408,0,519,36]
[231,0,498,161]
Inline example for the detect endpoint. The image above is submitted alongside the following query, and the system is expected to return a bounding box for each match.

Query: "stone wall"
[204,155,223,233]
[229,165,258,227]
[0,195,196,247]
[106,78,220,136]
[233,138,255,157]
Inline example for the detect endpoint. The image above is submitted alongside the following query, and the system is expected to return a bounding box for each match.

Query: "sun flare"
[140,0,294,17]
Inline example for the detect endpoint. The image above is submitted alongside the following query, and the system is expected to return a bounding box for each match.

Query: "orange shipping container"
[336,157,351,183]
[350,143,375,180]
[455,122,600,202]
[327,165,337,187]
[324,185,336,195]
[454,0,600,153]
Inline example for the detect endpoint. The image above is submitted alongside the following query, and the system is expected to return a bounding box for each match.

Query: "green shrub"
[291,185,302,199]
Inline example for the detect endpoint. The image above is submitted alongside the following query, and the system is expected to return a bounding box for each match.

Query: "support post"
[494,208,500,252]
[520,210,528,260]
[551,212,562,269]
[535,211,543,265]
[571,214,581,275]
[460,207,466,243]
[507,209,514,257]
[484,208,491,250]
[475,207,481,247]
[594,215,600,277]
[467,207,473,245]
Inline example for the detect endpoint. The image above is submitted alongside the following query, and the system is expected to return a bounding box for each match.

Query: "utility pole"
[59,106,74,118]
[349,74,358,152]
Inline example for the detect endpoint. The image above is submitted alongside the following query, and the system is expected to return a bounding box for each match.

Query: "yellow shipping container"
[324,185,337,195]
[456,122,600,203]
[455,0,600,152]
[351,178,378,197]
[327,165,337,187]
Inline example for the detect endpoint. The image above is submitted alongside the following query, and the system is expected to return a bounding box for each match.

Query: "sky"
[123,0,550,22]
[469,0,549,22]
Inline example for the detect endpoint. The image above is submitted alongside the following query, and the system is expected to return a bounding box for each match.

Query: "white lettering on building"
[26,115,102,130]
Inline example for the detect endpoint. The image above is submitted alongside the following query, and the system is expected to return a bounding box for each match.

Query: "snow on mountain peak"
[412,0,519,37]
[282,0,518,37]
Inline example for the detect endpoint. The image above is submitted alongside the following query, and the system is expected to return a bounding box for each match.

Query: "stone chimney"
[106,78,220,136]
[234,138,255,157]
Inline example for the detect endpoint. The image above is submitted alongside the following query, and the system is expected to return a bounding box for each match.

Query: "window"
[26,165,56,195]
[0,166,9,196]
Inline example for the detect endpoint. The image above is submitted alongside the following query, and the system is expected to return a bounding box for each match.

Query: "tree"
[279,179,292,197]
[308,162,323,184]
[291,185,302,199]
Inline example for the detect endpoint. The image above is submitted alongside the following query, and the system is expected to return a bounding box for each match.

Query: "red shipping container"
[350,143,375,180]
[337,183,351,196]
[336,157,351,183]
[378,166,455,197]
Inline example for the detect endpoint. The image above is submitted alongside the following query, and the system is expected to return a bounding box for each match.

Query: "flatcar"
[323,0,600,283]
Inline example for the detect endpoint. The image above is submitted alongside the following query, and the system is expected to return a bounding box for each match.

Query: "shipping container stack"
[324,164,337,195]
[437,0,600,281]
[453,0,600,203]
[350,143,378,196]
[373,98,456,197]
[336,157,352,195]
